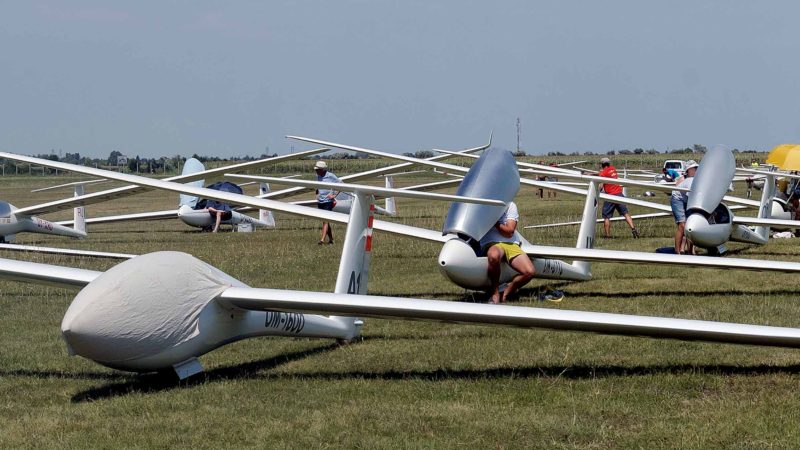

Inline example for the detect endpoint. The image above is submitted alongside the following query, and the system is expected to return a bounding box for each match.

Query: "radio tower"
[516,118,521,153]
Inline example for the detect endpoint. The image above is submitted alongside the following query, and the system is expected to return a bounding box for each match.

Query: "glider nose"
[684,213,731,248]
[438,239,490,290]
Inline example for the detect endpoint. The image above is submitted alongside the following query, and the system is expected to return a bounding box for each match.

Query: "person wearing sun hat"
[670,160,699,254]
[313,160,341,245]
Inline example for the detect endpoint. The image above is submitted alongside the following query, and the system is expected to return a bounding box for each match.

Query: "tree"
[693,144,707,154]
[108,150,122,166]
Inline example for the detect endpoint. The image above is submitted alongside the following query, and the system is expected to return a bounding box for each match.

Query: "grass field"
[2,159,799,448]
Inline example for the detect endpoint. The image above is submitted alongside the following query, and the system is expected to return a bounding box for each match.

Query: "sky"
[2,1,799,158]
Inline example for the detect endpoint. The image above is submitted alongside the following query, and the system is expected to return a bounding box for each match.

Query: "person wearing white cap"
[314,160,341,245]
[670,160,699,254]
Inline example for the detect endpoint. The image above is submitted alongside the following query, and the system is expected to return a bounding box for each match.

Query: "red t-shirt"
[598,165,623,195]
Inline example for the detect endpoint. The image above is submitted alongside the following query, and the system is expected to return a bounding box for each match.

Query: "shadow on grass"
[70,342,340,403]
[71,354,800,403]
[0,368,129,381]
[567,288,799,299]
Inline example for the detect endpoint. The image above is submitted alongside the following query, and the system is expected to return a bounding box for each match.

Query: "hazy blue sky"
[2,1,799,158]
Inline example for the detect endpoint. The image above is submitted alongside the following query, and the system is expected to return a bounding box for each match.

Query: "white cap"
[686,160,699,171]
[600,157,611,165]
[314,161,328,170]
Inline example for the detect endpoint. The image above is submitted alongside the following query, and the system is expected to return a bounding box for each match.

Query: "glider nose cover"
[442,148,520,240]
[686,145,735,215]
[61,251,244,368]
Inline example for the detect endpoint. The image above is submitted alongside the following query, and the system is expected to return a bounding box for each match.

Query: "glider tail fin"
[178,157,206,208]
[754,172,776,240]
[331,192,374,339]
[258,183,276,228]
[384,176,397,216]
[73,184,86,237]
[572,181,598,278]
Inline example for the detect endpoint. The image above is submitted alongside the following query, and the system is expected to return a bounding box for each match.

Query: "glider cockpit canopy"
[0,201,12,219]
[442,148,520,241]
[194,182,244,211]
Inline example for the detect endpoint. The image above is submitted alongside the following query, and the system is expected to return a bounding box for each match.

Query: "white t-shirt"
[671,176,694,201]
[479,202,522,247]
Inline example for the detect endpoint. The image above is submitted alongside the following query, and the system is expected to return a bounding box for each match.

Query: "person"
[314,160,341,245]
[206,202,233,233]
[751,158,760,168]
[598,157,639,238]
[480,202,536,304]
[670,161,698,254]
[662,167,680,182]
[536,161,546,198]
[547,162,558,198]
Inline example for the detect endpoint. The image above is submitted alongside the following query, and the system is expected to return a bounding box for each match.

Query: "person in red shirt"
[598,157,639,238]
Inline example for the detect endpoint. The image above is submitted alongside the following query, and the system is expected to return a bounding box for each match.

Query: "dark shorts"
[317,201,335,211]
[601,194,629,219]
[209,210,232,220]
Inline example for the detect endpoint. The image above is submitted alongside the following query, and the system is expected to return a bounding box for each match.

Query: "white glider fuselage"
[0,201,85,242]
[176,205,271,230]
[60,252,357,374]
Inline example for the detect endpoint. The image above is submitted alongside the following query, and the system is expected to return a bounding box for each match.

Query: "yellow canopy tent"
[766,144,800,169]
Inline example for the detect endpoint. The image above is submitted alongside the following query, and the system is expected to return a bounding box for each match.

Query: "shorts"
[317,201,335,211]
[601,194,629,219]
[208,210,232,221]
[670,196,686,223]
[483,242,525,262]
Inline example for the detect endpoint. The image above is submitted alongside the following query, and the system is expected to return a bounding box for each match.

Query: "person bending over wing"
[480,201,535,304]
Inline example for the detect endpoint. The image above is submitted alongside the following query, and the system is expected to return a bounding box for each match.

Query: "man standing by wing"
[314,160,341,245]
[598,157,640,239]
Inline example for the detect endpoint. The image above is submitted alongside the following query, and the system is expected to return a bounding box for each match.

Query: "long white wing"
[0,257,100,288]
[224,174,505,206]
[12,147,329,217]
[57,209,179,226]
[289,136,679,213]
[520,242,800,273]
[0,243,134,259]
[220,287,800,348]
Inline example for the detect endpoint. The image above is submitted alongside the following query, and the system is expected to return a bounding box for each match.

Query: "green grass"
[1,165,799,449]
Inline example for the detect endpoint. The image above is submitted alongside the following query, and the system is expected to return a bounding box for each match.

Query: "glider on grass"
[4,172,800,379]
[42,148,329,232]
[7,146,800,294]
[0,182,87,243]
[524,146,799,254]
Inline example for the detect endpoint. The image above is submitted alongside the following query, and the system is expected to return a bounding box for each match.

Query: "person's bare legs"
[603,218,611,237]
[674,221,685,254]
[502,253,535,302]
[624,213,635,230]
[326,223,334,244]
[320,222,332,243]
[210,209,222,233]
[486,245,504,304]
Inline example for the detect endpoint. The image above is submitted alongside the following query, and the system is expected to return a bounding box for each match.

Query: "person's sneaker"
[631,228,640,238]
[538,289,564,303]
